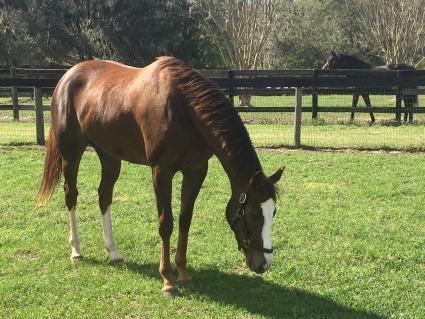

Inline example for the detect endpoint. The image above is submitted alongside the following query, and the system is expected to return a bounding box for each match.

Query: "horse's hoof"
[108,258,124,265]
[162,288,182,298]
[70,254,84,262]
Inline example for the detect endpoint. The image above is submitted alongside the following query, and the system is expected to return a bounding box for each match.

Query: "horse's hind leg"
[404,94,414,123]
[176,163,208,284]
[351,94,360,121]
[61,141,87,261]
[96,148,123,262]
[362,94,375,123]
[151,165,179,296]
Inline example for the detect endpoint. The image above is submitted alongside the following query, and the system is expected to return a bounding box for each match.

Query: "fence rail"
[2,67,425,147]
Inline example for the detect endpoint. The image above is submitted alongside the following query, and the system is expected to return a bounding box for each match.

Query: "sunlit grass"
[1,147,424,318]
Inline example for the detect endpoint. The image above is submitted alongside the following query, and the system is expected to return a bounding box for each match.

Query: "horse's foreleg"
[69,206,81,260]
[362,94,375,123]
[351,94,360,121]
[152,165,178,296]
[97,150,123,262]
[176,163,208,284]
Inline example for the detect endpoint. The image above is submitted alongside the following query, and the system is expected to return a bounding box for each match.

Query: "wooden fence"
[2,67,425,146]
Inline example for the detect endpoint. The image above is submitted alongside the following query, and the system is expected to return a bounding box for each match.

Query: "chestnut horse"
[37,57,283,297]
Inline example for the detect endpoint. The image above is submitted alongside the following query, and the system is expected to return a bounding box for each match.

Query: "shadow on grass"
[92,259,386,319]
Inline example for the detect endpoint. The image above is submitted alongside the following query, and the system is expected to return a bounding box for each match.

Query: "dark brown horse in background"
[322,52,418,123]
[37,57,283,297]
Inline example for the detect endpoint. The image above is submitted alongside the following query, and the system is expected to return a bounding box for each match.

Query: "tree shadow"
[99,259,386,319]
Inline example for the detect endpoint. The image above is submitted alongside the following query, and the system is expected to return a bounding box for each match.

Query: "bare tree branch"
[348,0,425,66]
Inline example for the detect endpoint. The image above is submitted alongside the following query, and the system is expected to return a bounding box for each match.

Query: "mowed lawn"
[1,147,425,318]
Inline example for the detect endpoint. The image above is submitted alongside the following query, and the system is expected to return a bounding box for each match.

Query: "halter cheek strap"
[230,192,274,254]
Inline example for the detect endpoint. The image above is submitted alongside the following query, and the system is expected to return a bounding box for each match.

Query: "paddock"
[1,147,424,318]
[1,66,425,317]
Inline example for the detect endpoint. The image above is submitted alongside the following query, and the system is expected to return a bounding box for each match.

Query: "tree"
[0,2,36,66]
[190,0,283,106]
[347,0,425,66]
[275,0,361,69]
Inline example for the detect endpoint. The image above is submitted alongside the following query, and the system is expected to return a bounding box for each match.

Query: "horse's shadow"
[84,258,386,319]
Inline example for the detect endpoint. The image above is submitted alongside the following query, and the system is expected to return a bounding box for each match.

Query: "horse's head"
[322,51,340,69]
[226,167,284,274]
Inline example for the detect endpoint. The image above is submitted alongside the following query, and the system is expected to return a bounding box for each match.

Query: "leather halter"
[230,193,274,254]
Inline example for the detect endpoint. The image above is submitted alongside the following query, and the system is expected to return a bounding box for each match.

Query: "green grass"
[1,147,424,318]
[1,113,425,150]
[245,122,425,150]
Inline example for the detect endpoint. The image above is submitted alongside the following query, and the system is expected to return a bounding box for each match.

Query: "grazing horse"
[322,52,417,123]
[37,57,283,297]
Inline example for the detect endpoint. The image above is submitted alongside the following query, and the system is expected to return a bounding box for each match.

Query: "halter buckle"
[243,239,251,249]
[239,193,247,204]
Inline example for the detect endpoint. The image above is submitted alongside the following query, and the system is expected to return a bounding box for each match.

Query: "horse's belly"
[83,119,148,164]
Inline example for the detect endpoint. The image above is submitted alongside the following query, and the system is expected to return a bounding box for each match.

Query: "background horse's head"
[226,168,284,274]
[322,51,372,70]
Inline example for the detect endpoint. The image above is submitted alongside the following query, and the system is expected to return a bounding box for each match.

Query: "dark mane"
[156,56,263,179]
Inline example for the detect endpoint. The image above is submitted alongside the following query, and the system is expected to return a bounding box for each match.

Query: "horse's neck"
[352,60,373,69]
[216,148,261,194]
[194,115,261,193]
[341,56,373,69]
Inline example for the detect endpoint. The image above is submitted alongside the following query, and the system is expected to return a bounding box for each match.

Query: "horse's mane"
[155,56,264,181]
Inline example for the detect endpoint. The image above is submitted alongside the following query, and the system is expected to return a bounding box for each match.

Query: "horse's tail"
[37,128,62,206]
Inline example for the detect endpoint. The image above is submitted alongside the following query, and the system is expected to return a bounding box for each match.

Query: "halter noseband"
[230,193,274,254]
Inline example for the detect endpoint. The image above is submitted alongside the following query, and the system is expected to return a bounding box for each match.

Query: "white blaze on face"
[261,198,275,270]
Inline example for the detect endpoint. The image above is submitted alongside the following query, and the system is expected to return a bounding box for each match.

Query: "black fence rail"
[2,67,425,146]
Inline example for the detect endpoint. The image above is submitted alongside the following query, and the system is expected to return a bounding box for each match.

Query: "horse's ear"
[331,51,337,57]
[269,167,285,184]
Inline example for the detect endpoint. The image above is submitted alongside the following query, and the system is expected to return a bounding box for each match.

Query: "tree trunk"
[239,94,252,107]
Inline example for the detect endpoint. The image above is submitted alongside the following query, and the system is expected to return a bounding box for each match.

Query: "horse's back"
[52,59,210,168]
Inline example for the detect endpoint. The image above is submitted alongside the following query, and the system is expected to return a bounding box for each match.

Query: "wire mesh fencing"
[236,86,425,151]
[0,87,51,145]
[2,71,425,151]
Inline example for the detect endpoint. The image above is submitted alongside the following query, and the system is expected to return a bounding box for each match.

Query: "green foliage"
[276,0,362,68]
[0,0,218,67]
[0,0,419,68]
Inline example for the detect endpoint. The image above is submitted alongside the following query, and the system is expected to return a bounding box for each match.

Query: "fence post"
[312,69,318,119]
[294,87,303,148]
[34,87,45,145]
[10,66,19,120]
[228,70,235,107]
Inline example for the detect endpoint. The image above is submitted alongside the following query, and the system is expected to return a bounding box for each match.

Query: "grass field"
[1,147,424,318]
